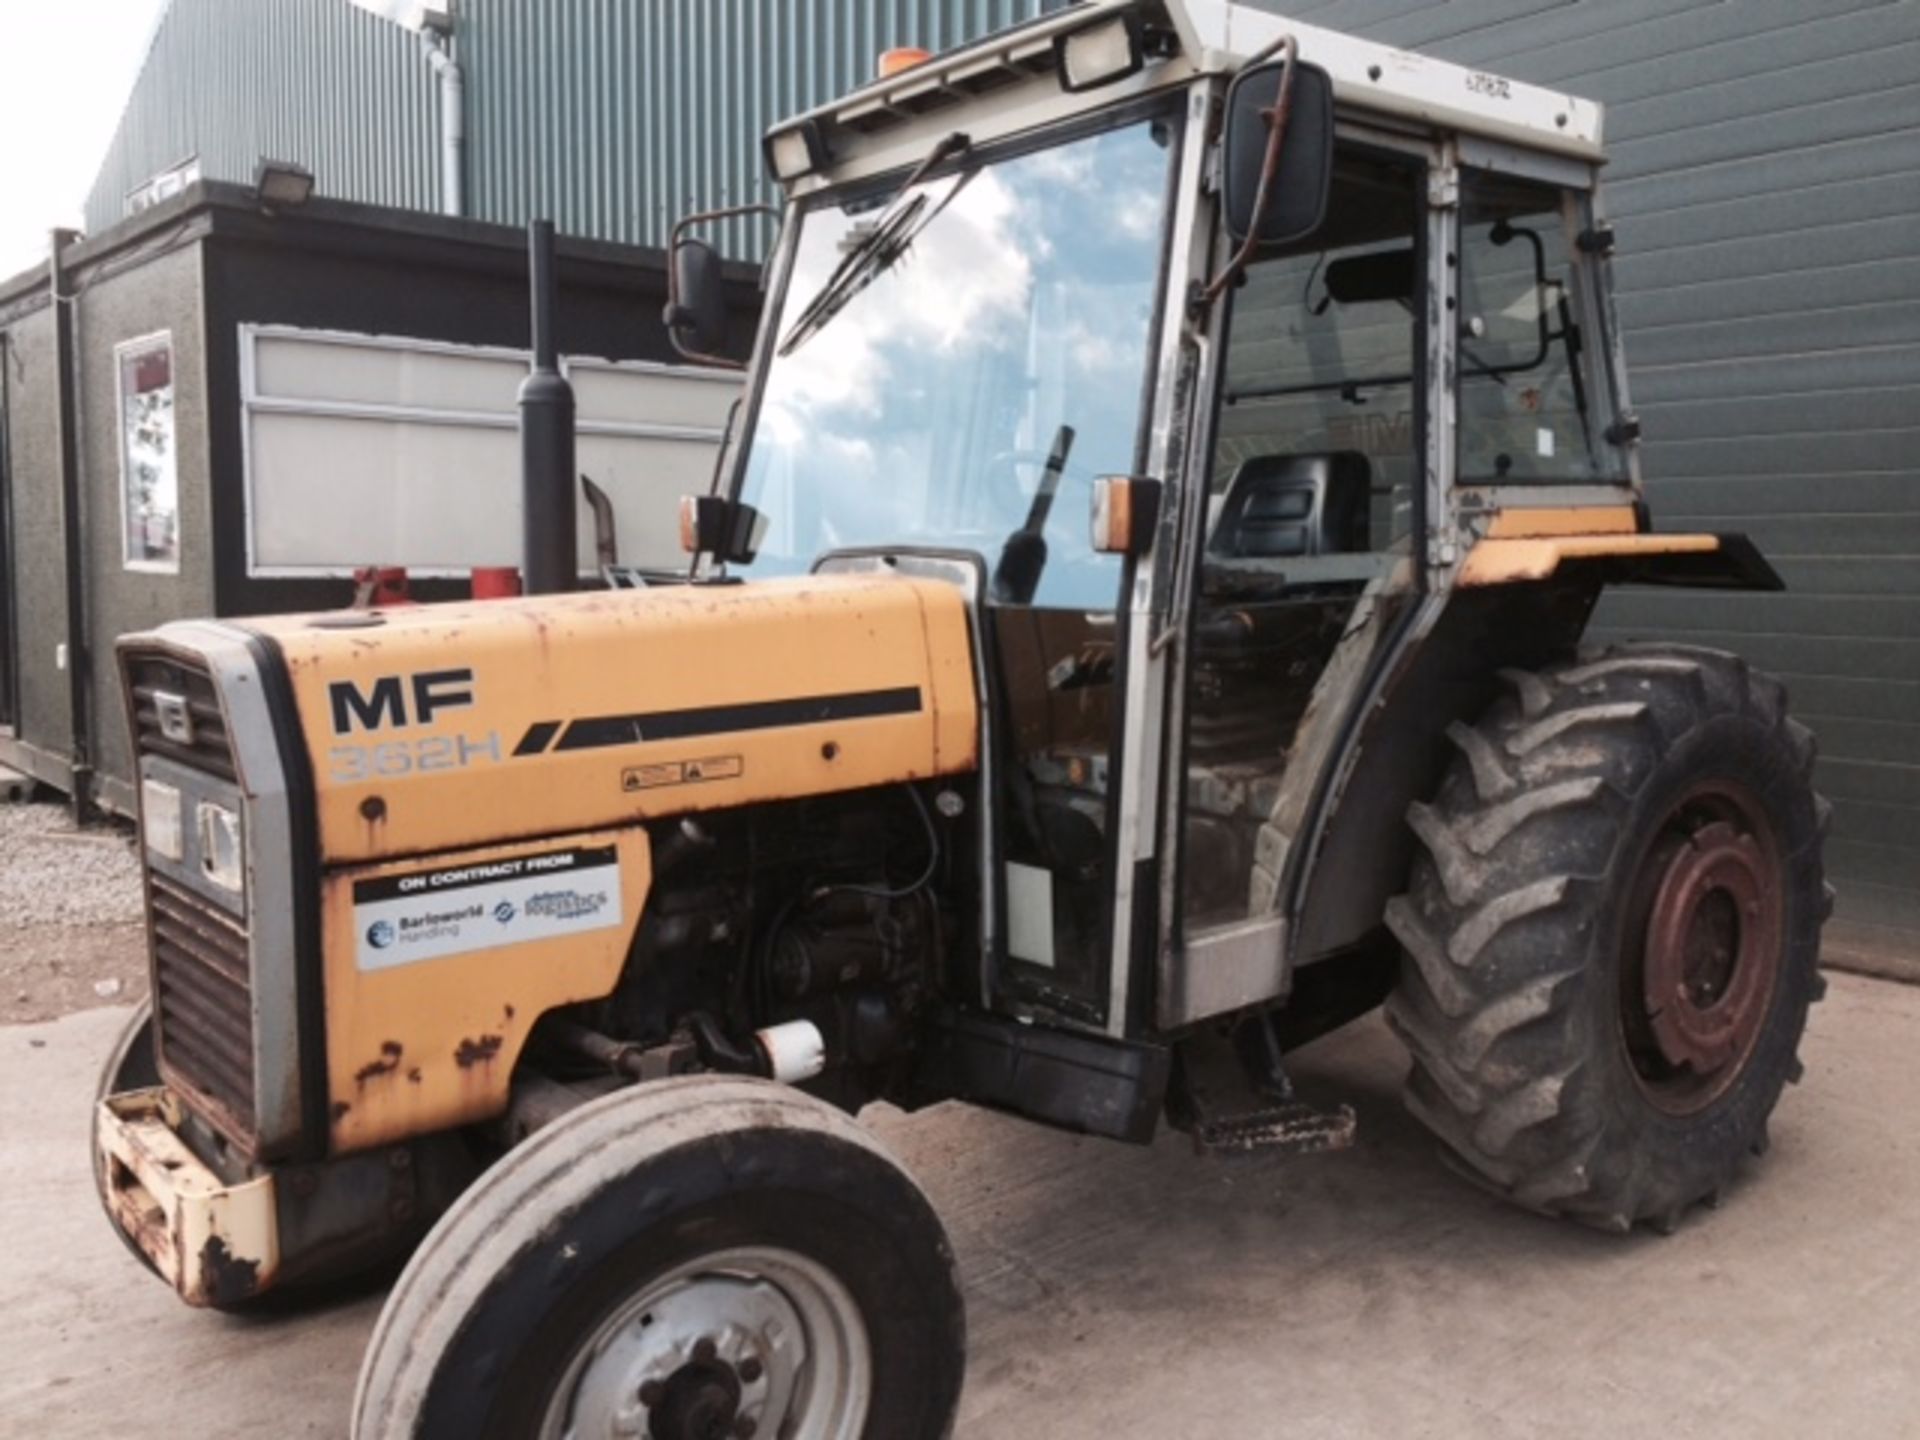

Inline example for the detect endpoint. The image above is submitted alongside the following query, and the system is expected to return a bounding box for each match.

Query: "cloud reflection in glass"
[739,118,1175,611]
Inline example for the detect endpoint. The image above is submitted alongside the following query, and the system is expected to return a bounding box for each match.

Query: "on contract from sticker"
[353,844,623,971]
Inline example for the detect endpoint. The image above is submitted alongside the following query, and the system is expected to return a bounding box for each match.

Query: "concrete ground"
[4,975,1916,1439]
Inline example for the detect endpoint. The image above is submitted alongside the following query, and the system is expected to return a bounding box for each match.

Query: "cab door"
[1167,139,1433,1023]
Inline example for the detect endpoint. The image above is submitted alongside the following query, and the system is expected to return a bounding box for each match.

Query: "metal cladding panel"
[84,0,440,233]
[457,0,1054,258]
[1271,0,1920,955]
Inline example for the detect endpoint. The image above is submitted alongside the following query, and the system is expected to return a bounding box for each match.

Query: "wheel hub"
[1628,798,1784,1113]
[644,1350,747,1440]
[540,1246,870,1440]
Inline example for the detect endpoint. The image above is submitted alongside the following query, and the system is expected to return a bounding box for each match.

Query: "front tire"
[1385,646,1830,1232]
[352,1076,965,1440]
[93,1001,162,1280]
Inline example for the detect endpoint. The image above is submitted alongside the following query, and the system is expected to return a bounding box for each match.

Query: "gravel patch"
[0,802,144,928]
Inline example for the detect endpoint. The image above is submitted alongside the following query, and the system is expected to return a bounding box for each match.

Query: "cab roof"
[770,0,1603,190]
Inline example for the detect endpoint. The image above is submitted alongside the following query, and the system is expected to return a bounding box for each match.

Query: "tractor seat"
[1208,451,1372,560]
[1192,452,1374,766]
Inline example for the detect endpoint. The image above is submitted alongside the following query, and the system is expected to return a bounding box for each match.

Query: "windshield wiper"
[777,131,974,358]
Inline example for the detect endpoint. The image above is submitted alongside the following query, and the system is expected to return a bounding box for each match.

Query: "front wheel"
[1385,645,1831,1233]
[93,1001,162,1280]
[352,1076,965,1440]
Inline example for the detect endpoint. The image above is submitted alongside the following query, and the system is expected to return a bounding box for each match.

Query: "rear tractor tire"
[353,1075,965,1440]
[1385,645,1831,1233]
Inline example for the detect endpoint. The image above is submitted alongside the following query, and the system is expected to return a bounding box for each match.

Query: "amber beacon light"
[878,46,932,77]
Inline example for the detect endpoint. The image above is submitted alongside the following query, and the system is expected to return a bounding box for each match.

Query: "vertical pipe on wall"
[49,230,92,822]
[423,29,465,216]
[519,220,576,595]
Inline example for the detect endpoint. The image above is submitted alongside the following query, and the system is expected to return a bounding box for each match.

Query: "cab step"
[1168,1019,1356,1158]
[1187,1097,1357,1157]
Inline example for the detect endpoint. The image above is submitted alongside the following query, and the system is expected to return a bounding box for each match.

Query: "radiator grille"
[127,651,256,1143]
[149,876,255,1131]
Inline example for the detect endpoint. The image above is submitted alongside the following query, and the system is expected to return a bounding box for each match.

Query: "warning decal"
[353,844,623,972]
[621,754,744,792]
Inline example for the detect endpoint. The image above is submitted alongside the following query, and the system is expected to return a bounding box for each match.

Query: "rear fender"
[1292,528,1783,962]
[1459,531,1783,592]
[1289,580,1599,962]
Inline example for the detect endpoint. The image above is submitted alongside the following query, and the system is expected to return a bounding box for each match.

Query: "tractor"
[95,3,1828,1436]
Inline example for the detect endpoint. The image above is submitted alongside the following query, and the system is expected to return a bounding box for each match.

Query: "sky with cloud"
[0,1,171,277]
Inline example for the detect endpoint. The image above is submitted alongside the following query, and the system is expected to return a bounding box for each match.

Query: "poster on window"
[120,337,178,570]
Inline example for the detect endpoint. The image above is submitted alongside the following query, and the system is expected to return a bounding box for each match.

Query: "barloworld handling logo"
[367,919,396,949]
[494,900,517,925]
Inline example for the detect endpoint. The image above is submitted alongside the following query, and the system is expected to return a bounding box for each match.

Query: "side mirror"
[678,494,766,565]
[664,236,729,361]
[1222,58,1334,249]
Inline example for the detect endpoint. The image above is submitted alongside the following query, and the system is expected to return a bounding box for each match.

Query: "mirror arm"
[1199,33,1299,311]
[666,203,780,369]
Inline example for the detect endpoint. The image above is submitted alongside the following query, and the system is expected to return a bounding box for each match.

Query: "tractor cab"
[670,0,1645,1045]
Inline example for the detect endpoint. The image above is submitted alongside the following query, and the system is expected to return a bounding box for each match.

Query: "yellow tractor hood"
[243,573,979,865]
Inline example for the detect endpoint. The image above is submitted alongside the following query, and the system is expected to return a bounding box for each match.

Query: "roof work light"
[1055,12,1146,92]
[764,119,831,183]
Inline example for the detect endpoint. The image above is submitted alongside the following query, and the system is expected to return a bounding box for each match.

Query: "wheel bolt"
[639,1381,664,1407]
[739,1358,763,1383]
[693,1338,718,1363]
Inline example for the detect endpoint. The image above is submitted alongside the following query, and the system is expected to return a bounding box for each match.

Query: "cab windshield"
[733,114,1177,610]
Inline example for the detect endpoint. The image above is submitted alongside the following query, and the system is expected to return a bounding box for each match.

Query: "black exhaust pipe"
[519,219,576,594]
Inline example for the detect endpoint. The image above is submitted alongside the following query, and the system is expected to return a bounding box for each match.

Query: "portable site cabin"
[0,184,754,814]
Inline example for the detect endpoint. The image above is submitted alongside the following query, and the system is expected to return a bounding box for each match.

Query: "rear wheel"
[353,1076,965,1440]
[1384,645,1830,1232]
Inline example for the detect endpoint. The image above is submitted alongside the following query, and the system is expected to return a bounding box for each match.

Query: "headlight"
[196,801,244,894]
[142,779,183,861]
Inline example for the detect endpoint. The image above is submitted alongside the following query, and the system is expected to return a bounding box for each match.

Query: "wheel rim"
[539,1245,871,1440]
[1621,782,1784,1115]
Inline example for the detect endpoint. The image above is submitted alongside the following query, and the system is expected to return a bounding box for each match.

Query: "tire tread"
[1387,644,1830,1232]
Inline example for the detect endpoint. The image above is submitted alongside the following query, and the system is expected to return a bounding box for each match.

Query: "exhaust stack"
[519,219,576,594]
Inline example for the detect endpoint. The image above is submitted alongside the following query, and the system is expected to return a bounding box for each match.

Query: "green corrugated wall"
[85,0,1053,257]
[85,0,441,229]
[456,1,1050,257]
